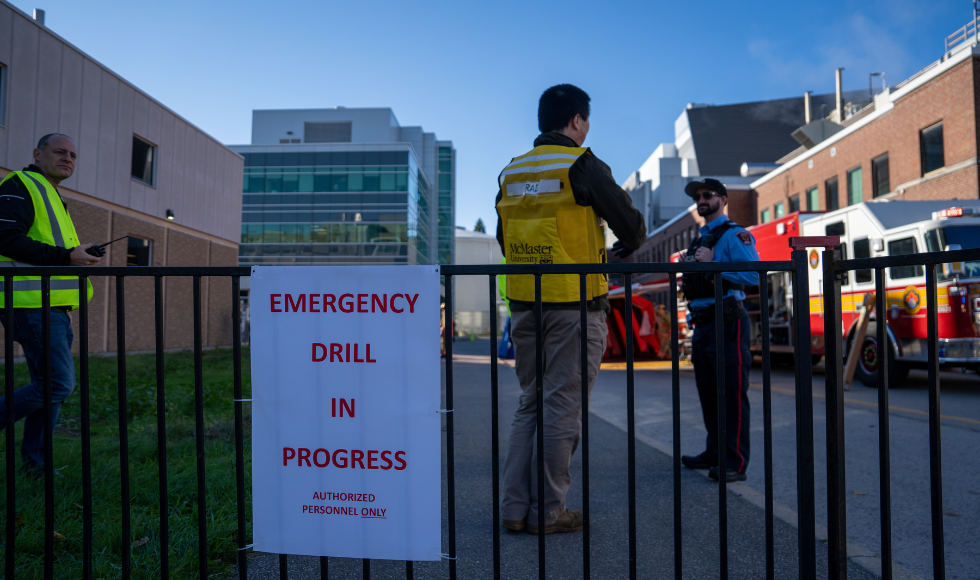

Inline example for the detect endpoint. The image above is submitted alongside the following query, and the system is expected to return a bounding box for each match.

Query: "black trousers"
[691,303,751,472]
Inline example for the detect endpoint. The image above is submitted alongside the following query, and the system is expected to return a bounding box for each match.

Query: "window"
[920,123,944,175]
[825,177,839,210]
[126,237,152,266]
[888,237,923,279]
[131,136,156,185]
[872,154,890,197]
[846,166,863,205]
[806,187,819,211]
[0,62,6,127]
[853,238,872,284]
[775,202,785,218]
[789,194,800,213]
[761,208,770,223]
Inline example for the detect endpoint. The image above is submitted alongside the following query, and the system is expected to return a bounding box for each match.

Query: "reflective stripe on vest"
[496,145,608,303]
[0,279,83,292]
[0,171,93,308]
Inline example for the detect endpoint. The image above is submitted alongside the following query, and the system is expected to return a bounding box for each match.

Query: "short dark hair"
[36,133,75,150]
[538,84,590,133]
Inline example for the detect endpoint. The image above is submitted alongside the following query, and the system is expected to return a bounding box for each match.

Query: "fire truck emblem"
[809,249,819,269]
[903,285,922,314]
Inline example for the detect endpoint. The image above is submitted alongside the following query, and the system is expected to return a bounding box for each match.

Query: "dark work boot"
[708,466,747,482]
[681,452,716,470]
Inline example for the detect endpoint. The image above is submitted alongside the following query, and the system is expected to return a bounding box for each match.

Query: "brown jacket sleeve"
[570,154,647,250]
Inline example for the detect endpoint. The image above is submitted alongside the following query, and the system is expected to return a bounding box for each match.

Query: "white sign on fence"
[250,265,442,561]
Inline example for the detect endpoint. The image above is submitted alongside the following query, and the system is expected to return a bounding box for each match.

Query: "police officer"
[679,178,759,482]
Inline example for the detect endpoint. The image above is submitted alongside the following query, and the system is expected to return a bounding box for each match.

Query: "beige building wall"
[0,1,243,353]
[454,229,504,336]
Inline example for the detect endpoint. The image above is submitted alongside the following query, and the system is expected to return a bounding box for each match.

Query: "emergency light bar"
[932,207,980,219]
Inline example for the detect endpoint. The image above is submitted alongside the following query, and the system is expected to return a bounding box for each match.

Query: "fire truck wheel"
[848,322,908,388]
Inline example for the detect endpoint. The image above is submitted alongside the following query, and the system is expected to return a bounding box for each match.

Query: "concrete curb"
[590,407,923,580]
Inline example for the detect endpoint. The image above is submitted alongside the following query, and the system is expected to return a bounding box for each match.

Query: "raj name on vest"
[270,293,420,313]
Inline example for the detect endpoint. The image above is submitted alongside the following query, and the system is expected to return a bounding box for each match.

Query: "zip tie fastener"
[238,544,254,551]
[440,553,457,560]
[235,399,252,402]
[437,409,453,413]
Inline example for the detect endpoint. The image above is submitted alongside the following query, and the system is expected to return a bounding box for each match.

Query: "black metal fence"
[1,266,250,580]
[2,241,977,578]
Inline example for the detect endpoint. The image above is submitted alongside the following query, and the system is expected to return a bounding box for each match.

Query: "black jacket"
[495,132,647,312]
[0,165,73,266]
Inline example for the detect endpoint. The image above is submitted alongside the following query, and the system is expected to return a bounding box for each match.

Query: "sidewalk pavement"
[242,339,880,579]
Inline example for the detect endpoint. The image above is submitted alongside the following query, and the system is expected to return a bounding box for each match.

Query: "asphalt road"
[586,356,980,580]
[240,337,950,579]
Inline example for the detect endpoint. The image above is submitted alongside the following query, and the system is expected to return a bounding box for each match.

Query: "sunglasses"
[690,190,722,201]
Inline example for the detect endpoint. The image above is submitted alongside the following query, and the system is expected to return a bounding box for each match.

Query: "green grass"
[0,348,252,579]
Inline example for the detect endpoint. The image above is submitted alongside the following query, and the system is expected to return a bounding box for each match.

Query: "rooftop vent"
[791,119,844,149]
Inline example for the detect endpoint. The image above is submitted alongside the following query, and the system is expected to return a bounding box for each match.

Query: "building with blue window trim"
[231,108,455,267]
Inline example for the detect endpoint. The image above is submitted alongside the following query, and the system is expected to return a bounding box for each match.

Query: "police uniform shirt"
[688,215,761,313]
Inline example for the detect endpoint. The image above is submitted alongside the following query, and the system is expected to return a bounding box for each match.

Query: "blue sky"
[9,0,970,234]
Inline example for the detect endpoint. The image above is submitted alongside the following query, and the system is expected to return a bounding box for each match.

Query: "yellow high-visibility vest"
[496,144,608,303]
[0,171,94,308]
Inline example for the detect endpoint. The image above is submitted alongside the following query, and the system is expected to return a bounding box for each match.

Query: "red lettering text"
[330,343,343,362]
[380,450,393,470]
[339,294,354,313]
[394,451,407,470]
[372,294,387,313]
[367,450,379,469]
[283,447,295,466]
[271,294,282,312]
[357,294,368,312]
[309,294,321,312]
[285,294,306,312]
[390,293,404,313]
[313,448,330,467]
[332,449,348,468]
[351,450,365,469]
[340,398,354,417]
[406,293,419,313]
[298,448,312,467]
[312,343,327,362]
[323,294,337,312]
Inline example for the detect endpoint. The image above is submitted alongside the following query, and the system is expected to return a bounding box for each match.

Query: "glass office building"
[232,108,454,266]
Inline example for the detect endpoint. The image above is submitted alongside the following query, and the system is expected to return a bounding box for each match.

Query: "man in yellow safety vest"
[496,85,646,535]
[0,133,100,476]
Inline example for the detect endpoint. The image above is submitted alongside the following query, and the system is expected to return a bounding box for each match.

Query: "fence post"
[788,238,821,580]
[822,246,848,579]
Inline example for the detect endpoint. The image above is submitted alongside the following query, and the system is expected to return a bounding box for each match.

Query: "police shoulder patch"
[736,231,753,245]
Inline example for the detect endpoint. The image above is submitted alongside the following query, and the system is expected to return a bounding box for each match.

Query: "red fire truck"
[607,200,980,387]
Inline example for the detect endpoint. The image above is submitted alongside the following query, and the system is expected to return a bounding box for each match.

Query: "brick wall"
[207,242,238,347]
[64,199,111,355]
[105,213,167,353]
[754,57,980,218]
[164,230,211,350]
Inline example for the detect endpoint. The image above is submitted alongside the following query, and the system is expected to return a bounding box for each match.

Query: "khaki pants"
[501,309,607,525]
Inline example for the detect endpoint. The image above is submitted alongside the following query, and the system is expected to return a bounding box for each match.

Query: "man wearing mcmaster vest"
[0,134,99,476]
[495,85,646,534]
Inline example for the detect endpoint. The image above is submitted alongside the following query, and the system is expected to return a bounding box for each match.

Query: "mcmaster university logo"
[509,243,553,264]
